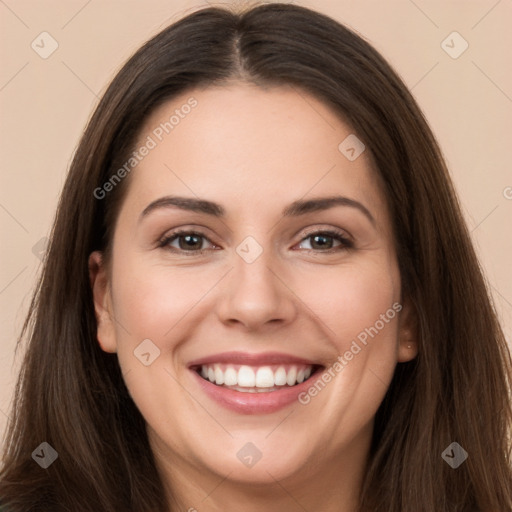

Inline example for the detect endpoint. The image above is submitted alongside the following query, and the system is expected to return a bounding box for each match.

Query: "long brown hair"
[1,3,511,511]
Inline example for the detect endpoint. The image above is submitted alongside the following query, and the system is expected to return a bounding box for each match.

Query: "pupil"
[180,235,201,250]
[312,234,332,249]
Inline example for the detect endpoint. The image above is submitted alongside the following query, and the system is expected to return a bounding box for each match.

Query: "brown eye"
[159,230,215,254]
[174,233,204,251]
[297,230,353,252]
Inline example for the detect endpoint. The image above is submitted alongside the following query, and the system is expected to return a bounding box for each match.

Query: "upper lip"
[188,351,320,368]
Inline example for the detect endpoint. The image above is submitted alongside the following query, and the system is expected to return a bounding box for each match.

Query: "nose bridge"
[235,238,275,292]
[216,233,296,329]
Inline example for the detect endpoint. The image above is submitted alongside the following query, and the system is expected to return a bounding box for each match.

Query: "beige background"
[1,0,511,445]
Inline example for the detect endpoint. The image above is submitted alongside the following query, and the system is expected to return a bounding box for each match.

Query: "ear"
[396,298,418,363]
[88,251,117,353]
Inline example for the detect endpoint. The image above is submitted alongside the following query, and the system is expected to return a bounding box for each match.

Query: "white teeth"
[274,366,287,386]
[198,363,315,389]
[286,367,297,386]
[224,366,237,386]
[255,366,274,387]
[214,364,224,385]
[238,366,256,387]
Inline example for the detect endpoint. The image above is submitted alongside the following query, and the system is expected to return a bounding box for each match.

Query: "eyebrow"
[139,195,376,226]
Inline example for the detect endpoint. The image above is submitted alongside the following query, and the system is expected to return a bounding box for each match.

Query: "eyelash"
[157,228,354,256]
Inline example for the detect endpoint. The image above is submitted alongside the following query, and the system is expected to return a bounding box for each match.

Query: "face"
[90,83,416,495]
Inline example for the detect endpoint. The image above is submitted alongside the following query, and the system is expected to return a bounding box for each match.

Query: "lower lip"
[191,369,320,414]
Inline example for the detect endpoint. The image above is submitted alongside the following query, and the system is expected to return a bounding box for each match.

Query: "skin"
[89,83,417,512]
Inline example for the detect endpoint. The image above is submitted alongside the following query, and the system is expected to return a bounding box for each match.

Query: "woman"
[0,3,511,511]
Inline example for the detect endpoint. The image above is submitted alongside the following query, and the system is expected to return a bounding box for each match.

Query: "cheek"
[297,260,400,348]
[111,258,209,343]
[107,258,210,429]
[285,261,401,448]
[299,259,401,407]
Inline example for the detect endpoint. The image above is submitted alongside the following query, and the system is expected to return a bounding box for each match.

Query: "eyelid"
[298,225,353,242]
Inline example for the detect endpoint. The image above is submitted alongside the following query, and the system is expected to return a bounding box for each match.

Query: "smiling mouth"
[193,363,323,393]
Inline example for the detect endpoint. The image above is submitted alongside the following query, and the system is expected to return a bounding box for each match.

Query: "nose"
[216,245,297,331]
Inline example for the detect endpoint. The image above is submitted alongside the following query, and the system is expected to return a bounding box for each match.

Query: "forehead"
[122,83,388,227]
